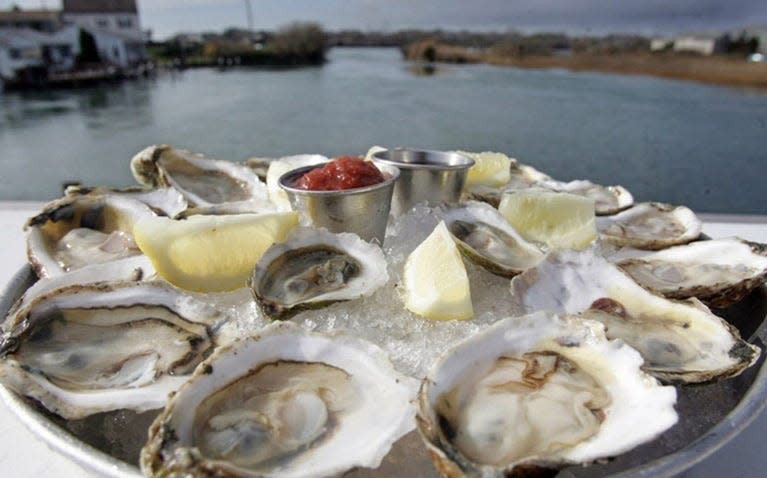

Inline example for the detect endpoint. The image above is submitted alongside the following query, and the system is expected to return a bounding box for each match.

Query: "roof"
[62,0,138,14]
[0,9,61,22]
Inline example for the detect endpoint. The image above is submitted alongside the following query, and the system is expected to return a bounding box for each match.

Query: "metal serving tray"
[2,264,767,478]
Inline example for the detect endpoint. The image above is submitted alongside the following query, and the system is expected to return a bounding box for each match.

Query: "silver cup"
[279,162,400,245]
[372,148,474,216]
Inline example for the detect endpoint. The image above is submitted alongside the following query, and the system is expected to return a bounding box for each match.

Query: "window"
[96,18,109,28]
[118,17,133,29]
[9,48,21,60]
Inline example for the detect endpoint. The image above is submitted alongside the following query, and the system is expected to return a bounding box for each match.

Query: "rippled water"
[1,47,766,213]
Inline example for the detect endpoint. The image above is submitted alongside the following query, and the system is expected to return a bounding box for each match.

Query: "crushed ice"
[209,205,515,379]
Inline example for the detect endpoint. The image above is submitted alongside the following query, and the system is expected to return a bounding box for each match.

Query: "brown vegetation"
[403,40,767,90]
[487,53,767,90]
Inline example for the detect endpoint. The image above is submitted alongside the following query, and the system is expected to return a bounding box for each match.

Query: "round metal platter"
[2,264,767,478]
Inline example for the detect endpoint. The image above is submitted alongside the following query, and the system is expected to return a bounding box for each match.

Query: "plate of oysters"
[1,145,767,478]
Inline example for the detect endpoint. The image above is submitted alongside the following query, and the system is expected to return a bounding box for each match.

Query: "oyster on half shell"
[441,201,543,277]
[140,323,417,478]
[131,145,270,210]
[249,227,389,320]
[417,312,678,477]
[0,281,218,419]
[26,194,156,278]
[615,237,767,308]
[597,202,702,250]
[509,248,760,383]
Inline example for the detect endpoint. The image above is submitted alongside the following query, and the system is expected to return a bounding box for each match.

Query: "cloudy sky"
[3,0,766,40]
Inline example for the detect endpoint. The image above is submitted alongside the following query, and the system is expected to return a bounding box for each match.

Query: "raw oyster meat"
[615,237,767,308]
[0,281,218,419]
[441,201,543,277]
[131,145,270,209]
[141,323,417,478]
[249,227,388,320]
[26,194,156,277]
[417,311,677,477]
[509,248,760,383]
[597,202,702,250]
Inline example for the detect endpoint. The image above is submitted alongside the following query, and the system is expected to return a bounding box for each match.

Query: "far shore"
[487,53,767,90]
[401,42,767,90]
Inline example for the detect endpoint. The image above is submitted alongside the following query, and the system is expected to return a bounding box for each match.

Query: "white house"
[62,0,147,66]
[673,34,727,55]
[61,0,145,39]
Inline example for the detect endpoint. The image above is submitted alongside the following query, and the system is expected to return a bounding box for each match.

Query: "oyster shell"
[537,179,634,216]
[26,194,156,277]
[441,201,543,277]
[463,163,633,215]
[140,323,417,478]
[0,281,218,419]
[5,255,155,322]
[509,248,760,383]
[417,312,677,477]
[616,238,767,308]
[597,202,702,250]
[65,185,188,218]
[131,145,270,209]
[249,227,388,320]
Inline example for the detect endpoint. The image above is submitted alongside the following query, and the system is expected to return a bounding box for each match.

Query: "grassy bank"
[403,41,767,90]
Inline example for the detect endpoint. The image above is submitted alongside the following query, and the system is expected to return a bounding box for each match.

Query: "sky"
[2,0,766,40]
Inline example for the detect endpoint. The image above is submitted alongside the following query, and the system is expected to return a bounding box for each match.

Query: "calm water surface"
[1,47,766,213]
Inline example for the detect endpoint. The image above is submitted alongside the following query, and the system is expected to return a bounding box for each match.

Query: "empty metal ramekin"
[372,148,474,216]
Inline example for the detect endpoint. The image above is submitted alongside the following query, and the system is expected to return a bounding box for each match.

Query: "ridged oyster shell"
[417,312,678,477]
[597,202,702,250]
[615,237,767,308]
[64,185,188,218]
[249,227,389,320]
[509,248,760,383]
[131,145,270,210]
[140,323,418,478]
[0,281,218,419]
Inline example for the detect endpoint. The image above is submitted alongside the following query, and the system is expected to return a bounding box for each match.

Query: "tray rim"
[2,264,767,478]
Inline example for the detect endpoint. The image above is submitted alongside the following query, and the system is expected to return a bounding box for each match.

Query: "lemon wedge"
[134,212,298,292]
[458,151,513,188]
[498,189,597,249]
[403,221,473,321]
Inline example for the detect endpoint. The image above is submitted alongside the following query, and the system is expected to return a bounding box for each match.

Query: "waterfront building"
[0,28,43,80]
[62,0,147,67]
[0,8,62,33]
[673,34,728,55]
[0,26,80,81]
[61,0,144,38]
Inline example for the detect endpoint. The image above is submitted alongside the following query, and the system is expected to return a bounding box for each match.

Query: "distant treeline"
[149,22,327,67]
[328,30,649,54]
[148,25,762,68]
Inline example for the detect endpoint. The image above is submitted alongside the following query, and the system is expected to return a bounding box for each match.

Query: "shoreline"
[402,42,767,90]
[487,53,767,91]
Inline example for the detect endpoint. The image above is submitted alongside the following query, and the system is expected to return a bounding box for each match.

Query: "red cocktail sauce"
[293,156,386,191]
